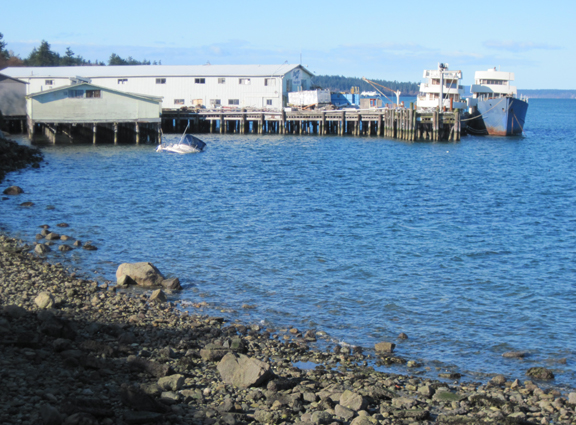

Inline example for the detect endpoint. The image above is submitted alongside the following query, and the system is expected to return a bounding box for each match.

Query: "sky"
[1,0,574,90]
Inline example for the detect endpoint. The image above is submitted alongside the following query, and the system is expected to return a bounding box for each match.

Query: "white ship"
[417,63,467,110]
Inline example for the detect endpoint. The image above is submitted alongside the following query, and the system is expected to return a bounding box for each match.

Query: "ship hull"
[467,97,528,136]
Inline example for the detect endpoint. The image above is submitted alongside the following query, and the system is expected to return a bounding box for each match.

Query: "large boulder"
[116,262,165,287]
[217,353,273,388]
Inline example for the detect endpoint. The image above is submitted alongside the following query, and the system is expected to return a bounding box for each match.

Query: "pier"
[162,106,461,142]
[9,106,461,144]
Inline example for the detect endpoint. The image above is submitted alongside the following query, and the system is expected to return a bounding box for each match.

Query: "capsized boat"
[466,68,528,136]
[156,126,206,154]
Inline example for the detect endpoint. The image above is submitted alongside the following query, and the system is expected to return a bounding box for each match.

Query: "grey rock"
[503,351,527,358]
[45,232,60,240]
[339,390,367,411]
[35,292,55,309]
[116,262,165,287]
[58,245,73,252]
[217,352,273,388]
[149,289,167,304]
[157,374,184,391]
[310,410,333,424]
[335,404,355,420]
[35,244,51,254]
[39,403,62,425]
[117,274,137,287]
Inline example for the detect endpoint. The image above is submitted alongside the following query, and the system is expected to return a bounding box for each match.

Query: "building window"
[156,78,166,84]
[239,78,250,85]
[210,99,221,106]
[86,90,101,98]
[265,78,275,86]
[174,99,184,105]
[218,78,226,84]
[195,78,205,84]
[68,90,84,98]
[266,99,273,106]
[228,99,239,105]
[118,78,128,84]
[45,80,54,85]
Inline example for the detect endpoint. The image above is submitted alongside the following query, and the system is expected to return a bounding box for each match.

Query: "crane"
[362,77,401,106]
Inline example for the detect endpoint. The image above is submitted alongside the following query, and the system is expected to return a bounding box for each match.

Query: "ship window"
[210,99,221,106]
[266,99,273,106]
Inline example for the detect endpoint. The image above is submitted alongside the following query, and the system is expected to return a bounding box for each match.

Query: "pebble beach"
[1,135,576,425]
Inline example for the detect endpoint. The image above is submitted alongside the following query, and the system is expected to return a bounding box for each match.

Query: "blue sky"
[1,0,573,89]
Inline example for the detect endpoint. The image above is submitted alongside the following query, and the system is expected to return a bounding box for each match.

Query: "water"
[2,99,575,388]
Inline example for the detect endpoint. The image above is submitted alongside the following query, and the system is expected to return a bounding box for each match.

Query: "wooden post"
[93,123,98,144]
[455,109,460,141]
[134,123,139,144]
[356,114,361,136]
[113,123,118,144]
[220,115,225,134]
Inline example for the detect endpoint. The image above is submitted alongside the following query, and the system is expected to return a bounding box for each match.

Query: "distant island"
[518,89,576,99]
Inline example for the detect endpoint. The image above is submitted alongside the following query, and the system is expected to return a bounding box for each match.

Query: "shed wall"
[28,87,161,122]
[0,77,26,116]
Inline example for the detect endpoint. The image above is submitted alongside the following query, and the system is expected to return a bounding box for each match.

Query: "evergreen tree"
[0,32,9,60]
[25,40,60,66]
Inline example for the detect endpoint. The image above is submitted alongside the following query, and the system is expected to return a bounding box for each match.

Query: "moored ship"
[466,68,529,136]
[417,63,467,110]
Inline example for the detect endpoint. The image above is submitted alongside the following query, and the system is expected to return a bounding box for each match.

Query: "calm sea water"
[2,99,575,388]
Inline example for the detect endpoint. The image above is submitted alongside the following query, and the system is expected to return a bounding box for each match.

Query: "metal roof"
[26,82,163,102]
[1,64,311,79]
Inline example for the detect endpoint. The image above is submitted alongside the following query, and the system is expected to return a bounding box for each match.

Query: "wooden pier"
[161,106,461,142]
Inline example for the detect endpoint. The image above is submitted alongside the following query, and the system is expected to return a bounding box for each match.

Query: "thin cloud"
[483,40,561,52]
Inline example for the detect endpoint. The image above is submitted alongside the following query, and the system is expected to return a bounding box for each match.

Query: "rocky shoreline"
[0,134,43,183]
[1,137,576,424]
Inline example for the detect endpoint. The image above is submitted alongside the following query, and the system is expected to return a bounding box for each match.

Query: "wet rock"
[60,235,71,241]
[34,291,55,309]
[116,262,165,287]
[45,232,60,240]
[374,342,396,353]
[3,185,24,195]
[161,277,182,291]
[503,351,527,358]
[217,352,273,388]
[83,243,98,251]
[526,367,555,380]
[398,332,408,339]
[20,201,34,207]
[73,240,82,247]
[35,244,51,254]
[58,245,73,252]
[57,223,70,227]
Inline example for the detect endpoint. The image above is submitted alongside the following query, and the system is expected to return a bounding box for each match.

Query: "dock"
[162,106,461,142]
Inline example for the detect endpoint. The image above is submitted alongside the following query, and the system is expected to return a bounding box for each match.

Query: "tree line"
[312,75,419,95]
[1,34,419,93]
[0,34,157,69]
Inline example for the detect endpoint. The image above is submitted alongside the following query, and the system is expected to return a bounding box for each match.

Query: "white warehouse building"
[1,64,314,111]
